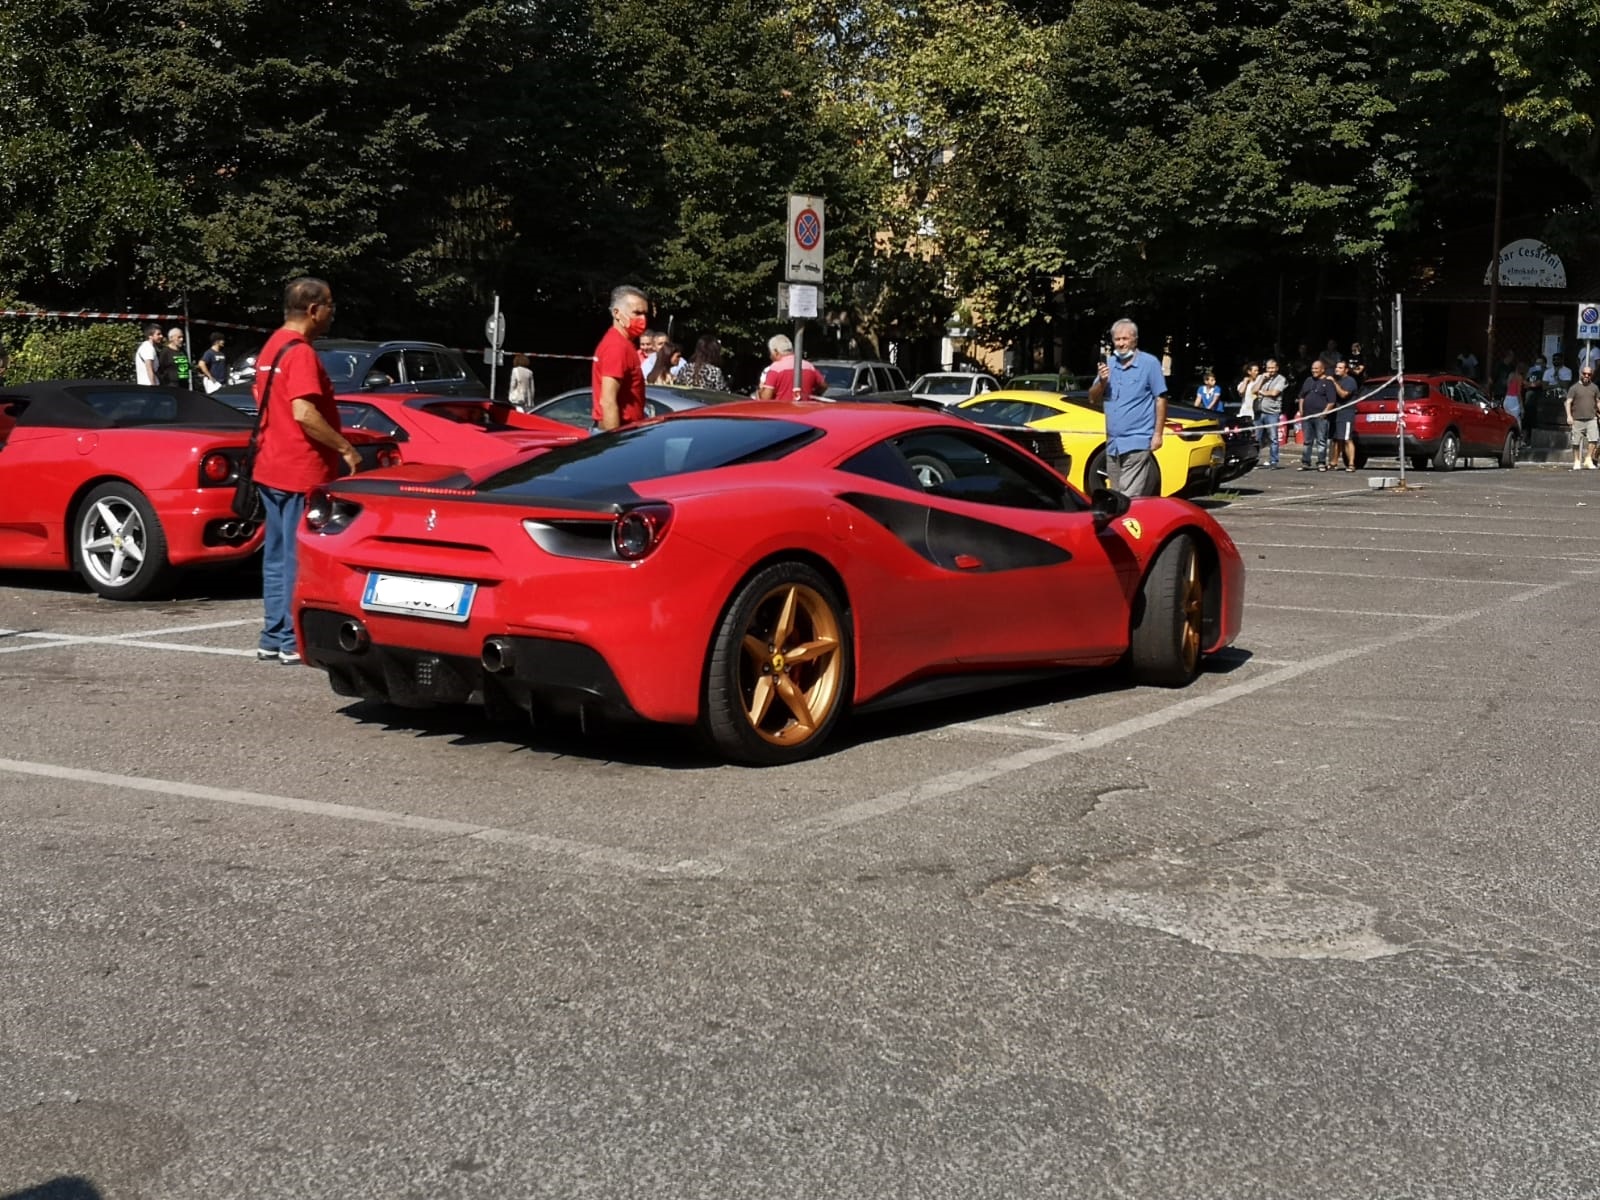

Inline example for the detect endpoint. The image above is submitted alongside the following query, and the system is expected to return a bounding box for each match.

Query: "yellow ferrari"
[956,390,1226,496]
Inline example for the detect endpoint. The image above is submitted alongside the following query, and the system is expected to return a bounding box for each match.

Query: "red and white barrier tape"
[0,308,276,333]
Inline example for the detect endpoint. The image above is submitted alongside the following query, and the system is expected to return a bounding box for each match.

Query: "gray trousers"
[1107,449,1159,497]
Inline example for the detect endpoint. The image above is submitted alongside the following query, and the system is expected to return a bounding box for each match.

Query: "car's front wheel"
[1129,534,1206,687]
[905,454,952,487]
[1498,431,1518,468]
[702,562,852,765]
[72,482,172,600]
[1432,430,1461,471]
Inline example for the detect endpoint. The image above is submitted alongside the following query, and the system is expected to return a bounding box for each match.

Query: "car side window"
[852,369,873,395]
[403,350,442,383]
[1457,381,1490,406]
[436,351,469,381]
[843,428,1066,510]
[336,402,406,439]
[368,352,402,387]
[872,366,897,393]
[539,395,591,425]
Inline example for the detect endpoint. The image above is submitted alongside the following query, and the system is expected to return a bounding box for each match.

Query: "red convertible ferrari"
[294,402,1245,764]
[0,380,397,600]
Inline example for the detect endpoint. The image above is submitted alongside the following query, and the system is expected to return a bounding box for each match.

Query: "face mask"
[624,315,647,339]
[1114,347,1134,362]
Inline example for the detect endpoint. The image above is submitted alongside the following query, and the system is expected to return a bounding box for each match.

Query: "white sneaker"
[1586,461,1597,470]
[1575,461,1583,471]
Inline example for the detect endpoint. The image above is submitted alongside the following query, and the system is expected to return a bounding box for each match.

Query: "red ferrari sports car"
[294,402,1245,764]
[0,380,397,600]
[335,394,581,469]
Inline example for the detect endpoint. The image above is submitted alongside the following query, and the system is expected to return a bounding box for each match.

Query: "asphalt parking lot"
[5,459,1600,1199]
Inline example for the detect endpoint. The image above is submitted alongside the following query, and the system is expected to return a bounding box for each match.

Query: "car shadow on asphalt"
[331,651,1256,769]
[2,1177,106,1200]
[0,560,262,603]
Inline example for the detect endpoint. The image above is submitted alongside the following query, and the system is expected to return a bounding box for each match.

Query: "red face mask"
[625,314,647,339]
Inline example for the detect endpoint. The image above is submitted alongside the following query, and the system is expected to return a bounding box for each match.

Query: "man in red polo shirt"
[251,276,362,664]
[757,334,828,401]
[592,285,650,432]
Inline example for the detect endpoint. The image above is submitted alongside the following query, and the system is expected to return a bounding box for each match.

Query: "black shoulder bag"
[231,338,305,520]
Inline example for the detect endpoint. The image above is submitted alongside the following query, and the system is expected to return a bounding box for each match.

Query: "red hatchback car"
[1352,373,1520,471]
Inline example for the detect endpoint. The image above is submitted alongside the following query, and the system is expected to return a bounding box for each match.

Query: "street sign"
[1578,302,1600,341]
[485,311,506,349]
[482,350,503,366]
[786,194,824,285]
[787,283,819,320]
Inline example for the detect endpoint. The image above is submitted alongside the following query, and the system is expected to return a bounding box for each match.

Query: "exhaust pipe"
[219,521,238,538]
[481,637,514,674]
[336,619,369,653]
[236,521,256,538]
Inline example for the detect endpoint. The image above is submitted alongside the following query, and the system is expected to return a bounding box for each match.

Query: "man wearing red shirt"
[592,285,650,432]
[251,276,361,664]
[757,334,828,401]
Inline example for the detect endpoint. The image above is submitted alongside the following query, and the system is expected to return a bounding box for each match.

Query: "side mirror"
[854,381,872,394]
[1090,487,1130,526]
[362,370,391,390]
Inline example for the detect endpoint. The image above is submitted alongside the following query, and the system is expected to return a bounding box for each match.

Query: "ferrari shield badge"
[1120,517,1142,540]
[425,508,438,531]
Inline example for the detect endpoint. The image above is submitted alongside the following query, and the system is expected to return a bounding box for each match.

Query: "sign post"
[485,295,505,399]
[785,194,824,399]
[1394,293,1406,488]
[1578,302,1599,371]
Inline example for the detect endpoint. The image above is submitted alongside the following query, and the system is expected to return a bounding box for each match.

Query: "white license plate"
[1364,412,1398,423]
[361,572,477,622]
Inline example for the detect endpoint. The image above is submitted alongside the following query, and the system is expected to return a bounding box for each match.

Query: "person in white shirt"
[134,324,164,385]
[507,353,535,410]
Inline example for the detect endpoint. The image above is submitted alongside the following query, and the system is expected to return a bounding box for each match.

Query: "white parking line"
[1245,521,1600,543]
[0,756,721,878]
[1233,541,1600,562]
[766,580,1569,846]
[1250,604,1447,619]
[1249,568,1539,586]
[0,618,258,657]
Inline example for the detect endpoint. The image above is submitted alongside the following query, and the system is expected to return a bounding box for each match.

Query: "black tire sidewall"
[73,482,169,599]
[702,561,852,765]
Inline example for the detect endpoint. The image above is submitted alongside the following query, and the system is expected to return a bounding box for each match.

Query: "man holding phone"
[1088,318,1167,496]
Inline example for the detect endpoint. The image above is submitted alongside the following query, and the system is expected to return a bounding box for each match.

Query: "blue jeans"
[1301,416,1329,464]
[259,486,307,654]
[1256,414,1280,464]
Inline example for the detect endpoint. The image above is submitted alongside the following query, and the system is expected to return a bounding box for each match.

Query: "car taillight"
[376,447,402,468]
[612,503,673,561]
[200,452,232,484]
[304,486,363,534]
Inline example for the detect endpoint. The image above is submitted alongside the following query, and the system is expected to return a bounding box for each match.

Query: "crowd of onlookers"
[1223,340,1368,471]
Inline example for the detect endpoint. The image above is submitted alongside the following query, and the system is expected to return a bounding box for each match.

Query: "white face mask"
[1114,347,1135,362]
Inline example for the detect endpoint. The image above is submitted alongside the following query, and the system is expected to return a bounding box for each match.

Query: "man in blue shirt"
[1088,318,1167,496]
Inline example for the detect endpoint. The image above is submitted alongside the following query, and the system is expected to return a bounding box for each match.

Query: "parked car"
[528,385,746,429]
[0,381,390,599]
[811,359,913,404]
[333,395,581,469]
[292,401,1244,764]
[909,371,1002,406]
[219,340,486,411]
[1008,371,1094,393]
[956,391,1229,496]
[1352,373,1520,470]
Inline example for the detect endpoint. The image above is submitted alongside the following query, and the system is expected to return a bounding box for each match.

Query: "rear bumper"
[300,608,641,721]
[150,488,266,565]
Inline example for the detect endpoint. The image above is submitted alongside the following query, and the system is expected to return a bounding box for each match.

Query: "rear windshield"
[318,349,367,384]
[816,364,855,391]
[478,417,818,498]
[914,376,972,396]
[70,387,251,427]
[963,398,1062,426]
[1363,382,1431,402]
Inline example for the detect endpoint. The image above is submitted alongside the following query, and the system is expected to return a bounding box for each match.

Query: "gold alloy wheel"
[737,582,843,747]
[1180,548,1204,672]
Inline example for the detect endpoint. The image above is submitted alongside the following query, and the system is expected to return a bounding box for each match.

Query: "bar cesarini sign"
[1483,238,1568,288]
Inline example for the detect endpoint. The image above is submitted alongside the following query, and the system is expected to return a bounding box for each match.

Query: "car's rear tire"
[1432,430,1461,471]
[905,454,952,487]
[1353,448,1369,470]
[1498,431,1518,468]
[1085,447,1108,491]
[72,482,173,600]
[1129,534,1205,687]
[1410,454,1431,471]
[702,562,852,765]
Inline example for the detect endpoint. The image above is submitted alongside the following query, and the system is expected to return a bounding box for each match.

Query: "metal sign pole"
[793,321,805,400]
[488,293,501,400]
[1395,294,1408,486]
[183,296,194,390]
